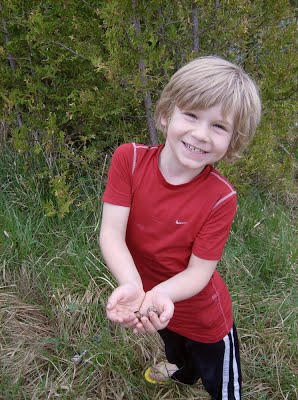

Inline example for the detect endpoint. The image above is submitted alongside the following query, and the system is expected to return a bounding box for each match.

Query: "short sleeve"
[192,194,237,260]
[102,144,134,207]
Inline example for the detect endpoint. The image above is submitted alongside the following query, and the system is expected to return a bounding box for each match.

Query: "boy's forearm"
[99,231,143,289]
[152,258,217,303]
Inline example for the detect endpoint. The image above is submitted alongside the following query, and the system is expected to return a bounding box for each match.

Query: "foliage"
[0,149,297,399]
[0,0,297,216]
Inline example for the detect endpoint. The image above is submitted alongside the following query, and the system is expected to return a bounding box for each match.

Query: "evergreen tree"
[0,0,296,216]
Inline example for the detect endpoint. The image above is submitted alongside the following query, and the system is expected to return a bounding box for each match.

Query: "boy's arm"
[150,254,218,303]
[100,203,142,288]
[99,202,144,324]
[100,202,175,330]
[136,255,217,333]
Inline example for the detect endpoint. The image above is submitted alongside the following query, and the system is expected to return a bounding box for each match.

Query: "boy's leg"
[159,325,242,399]
[158,328,201,384]
[186,324,242,399]
[158,328,187,370]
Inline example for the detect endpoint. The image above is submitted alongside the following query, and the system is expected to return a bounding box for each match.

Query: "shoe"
[144,362,178,384]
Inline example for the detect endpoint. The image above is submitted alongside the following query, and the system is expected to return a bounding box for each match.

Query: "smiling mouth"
[182,141,207,153]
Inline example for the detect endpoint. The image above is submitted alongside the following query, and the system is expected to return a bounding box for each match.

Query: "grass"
[0,148,297,400]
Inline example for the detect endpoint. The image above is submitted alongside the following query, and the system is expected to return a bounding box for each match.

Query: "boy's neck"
[159,147,205,185]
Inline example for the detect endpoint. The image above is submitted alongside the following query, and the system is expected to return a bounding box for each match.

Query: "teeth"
[186,143,197,151]
[184,142,205,153]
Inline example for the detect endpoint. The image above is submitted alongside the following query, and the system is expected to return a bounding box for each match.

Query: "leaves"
[0,0,296,216]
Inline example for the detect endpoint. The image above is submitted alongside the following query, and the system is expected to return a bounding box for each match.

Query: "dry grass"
[2,258,296,399]
[0,151,296,398]
[0,248,294,391]
[0,262,210,399]
[0,262,55,385]
[0,121,9,151]
[237,292,298,399]
[0,237,297,399]
[0,289,55,397]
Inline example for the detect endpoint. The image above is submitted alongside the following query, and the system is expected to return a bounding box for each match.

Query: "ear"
[160,114,168,129]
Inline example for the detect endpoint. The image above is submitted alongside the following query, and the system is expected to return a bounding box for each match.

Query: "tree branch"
[0,2,23,127]
[132,0,158,145]
[192,2,199,51]
[51,41,88,59]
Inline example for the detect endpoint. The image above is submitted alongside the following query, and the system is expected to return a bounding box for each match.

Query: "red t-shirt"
[102,143,237,343]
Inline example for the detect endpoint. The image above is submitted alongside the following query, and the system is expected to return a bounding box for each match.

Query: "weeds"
[0,149,297,399]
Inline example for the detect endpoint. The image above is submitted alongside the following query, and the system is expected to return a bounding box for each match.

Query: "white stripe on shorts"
[231,328,241,399]
[222,334,230,398]
[222,327,241,399]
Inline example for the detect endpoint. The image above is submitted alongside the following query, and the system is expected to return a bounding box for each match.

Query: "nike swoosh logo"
[176,220,188,224]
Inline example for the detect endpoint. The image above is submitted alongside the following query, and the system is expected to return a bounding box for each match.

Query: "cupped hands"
[106,285,174,334]
[106,282,145,328]
[133,289,174,334]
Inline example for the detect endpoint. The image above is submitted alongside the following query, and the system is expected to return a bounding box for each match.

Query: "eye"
[184,112,197,119]
[214,123,226,131]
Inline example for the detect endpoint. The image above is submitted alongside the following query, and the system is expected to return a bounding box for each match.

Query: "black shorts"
[158,324,242,400]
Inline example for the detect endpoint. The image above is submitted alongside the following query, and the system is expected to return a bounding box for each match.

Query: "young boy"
[99,56,261,399]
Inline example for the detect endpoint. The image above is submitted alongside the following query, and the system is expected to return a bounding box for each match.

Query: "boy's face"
[161,104,234,177]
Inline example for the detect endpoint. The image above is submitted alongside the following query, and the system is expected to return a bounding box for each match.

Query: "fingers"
[106,308,124,324]
[107,308,138,325]
[148,310,170,330]
[133,317,154,334]
[105,287,174,334]
[143,315,159,334]
[106,287,125,310]
[122,315,140,329]
[108,308,170,334]
[131,310,157,334]
[139,301,174,328]
[133,323,146,334]
[159,303,174,324]
[106,285,142,324]
[133,311,170,334]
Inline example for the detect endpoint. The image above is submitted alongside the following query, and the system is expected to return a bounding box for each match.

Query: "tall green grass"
[0,148,297,399]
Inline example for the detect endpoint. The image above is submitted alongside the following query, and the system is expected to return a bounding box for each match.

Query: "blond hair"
[155,56,261,161]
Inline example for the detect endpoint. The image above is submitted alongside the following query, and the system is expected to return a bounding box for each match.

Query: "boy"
[99,56,261,399]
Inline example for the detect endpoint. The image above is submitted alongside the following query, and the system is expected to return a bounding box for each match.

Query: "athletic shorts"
[158,324,242,400]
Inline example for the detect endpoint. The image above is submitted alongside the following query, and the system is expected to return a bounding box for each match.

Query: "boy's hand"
[106,283,145,328]
[134,290,174,334]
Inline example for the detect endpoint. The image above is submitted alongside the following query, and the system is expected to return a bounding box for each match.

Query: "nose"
[191,122,210,142]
